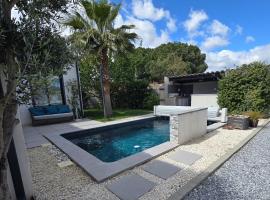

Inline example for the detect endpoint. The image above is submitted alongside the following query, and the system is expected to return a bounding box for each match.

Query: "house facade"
[160,71,224,108]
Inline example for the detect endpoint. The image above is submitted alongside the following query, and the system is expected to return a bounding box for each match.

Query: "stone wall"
[169,108,208,144]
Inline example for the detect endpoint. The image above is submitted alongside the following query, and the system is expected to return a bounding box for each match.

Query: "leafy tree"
[65,0,137,117]
[0,0,71,198]
[147,42,208,81]
[79,53,102,105]
[112,42,208,83]
[218,62,270,114]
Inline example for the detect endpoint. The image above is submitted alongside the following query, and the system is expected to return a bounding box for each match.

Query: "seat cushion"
[33,112,73,120]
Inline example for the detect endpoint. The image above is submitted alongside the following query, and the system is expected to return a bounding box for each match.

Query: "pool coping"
[44,115,179,182]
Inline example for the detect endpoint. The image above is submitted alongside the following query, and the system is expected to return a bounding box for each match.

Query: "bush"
[143,91,160,110]
[218,62,270,114]
[110,80,149,109]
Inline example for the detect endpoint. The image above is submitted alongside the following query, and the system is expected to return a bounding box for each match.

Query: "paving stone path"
[184,123,270,200]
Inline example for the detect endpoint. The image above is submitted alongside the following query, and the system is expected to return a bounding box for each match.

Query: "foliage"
[65,0,138,117]
[80,54,154,110]
[110,80,149,109]
[112,42,208,82]
[81,41,208,110]
[79,54,101,101]
[218,62,270,114]
[243,111,263,121]
[84,108,152,122]
[0,0,72,198]
[143,91,160,110]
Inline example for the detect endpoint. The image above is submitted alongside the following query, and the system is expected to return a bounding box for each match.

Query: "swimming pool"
[63,118,170,162]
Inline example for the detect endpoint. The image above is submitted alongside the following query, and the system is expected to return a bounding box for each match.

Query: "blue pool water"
[64,118,170,162]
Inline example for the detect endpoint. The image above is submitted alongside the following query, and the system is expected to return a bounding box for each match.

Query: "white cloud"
[245,36,255,43]
[114,14,125,28]
[127,17,170,48]
[132,0,177,33]
[132,0,167,21]
[206,44,270,71]
[114,0,177,48]
[235,25,243,35]
[201,36,229,50]
[183,10,208,37]
[116,15,170,48]
[167,17,177,32]
[208,20,230,36]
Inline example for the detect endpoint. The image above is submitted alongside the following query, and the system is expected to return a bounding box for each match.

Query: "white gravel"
[184,121,270,200]
[27,119,268,200]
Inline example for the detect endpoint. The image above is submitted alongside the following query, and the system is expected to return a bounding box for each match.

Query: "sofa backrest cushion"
[57,105,71,113]
[29,105,71,116]
[208,107,220,118]
[29,107,46,116]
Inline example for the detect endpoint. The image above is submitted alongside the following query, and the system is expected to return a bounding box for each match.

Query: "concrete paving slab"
[106,174,156,200]
[169,150,202,166]
[143,160,182,179]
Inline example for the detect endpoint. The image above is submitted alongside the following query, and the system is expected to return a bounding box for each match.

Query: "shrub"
[243,111,264,121]
[110,80,149,109]
[143,91,160,110]
[218,62,270,114]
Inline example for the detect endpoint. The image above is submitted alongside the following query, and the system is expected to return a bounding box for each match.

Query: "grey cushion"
[33,112,73,120]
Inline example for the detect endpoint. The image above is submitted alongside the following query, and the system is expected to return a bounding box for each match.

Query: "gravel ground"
[184,122,270,200]
[27,120,268,200]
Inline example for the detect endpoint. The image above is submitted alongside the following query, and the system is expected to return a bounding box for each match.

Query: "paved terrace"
[184,122,270,200]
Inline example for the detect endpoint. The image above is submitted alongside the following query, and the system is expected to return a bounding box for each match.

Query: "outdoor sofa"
[154,105,228,123]
[29,104,73,126]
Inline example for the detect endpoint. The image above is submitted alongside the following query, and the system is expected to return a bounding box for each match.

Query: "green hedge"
[110,80,148,109]
[218,62,270,114]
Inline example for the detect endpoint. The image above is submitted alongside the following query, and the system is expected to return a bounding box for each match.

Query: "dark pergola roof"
[168,71,225,83]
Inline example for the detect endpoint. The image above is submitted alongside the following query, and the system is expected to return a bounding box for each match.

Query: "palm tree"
[65,0,137,117]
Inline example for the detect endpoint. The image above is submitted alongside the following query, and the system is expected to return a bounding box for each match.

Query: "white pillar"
[220,108,228,123]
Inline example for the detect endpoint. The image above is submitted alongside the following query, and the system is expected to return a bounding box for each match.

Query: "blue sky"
[112,0,270,71]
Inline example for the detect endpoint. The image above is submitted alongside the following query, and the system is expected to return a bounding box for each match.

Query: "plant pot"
[250,119,259,127]
[227,115,250,130]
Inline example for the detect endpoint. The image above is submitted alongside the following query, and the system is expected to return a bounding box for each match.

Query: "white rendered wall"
[19,105,32,126]
[8,111,33,199]
[191,94,219,107]
[63,65,78,107]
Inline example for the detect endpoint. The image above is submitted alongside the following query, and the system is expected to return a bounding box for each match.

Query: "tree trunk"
[100,49,113,117]
[0,54,18,200]
[0,0,20,198]
[0,156,10,200]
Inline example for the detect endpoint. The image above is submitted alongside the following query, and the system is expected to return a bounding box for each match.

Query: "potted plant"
[243,111,263,127]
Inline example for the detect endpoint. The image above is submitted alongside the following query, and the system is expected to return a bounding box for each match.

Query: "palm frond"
[64,15,85,30]
[65,0,138,57]
[81,0,95,21]
[109,3,121,23]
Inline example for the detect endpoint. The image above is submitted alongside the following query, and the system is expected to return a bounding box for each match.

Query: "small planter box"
[227,115,250,130]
